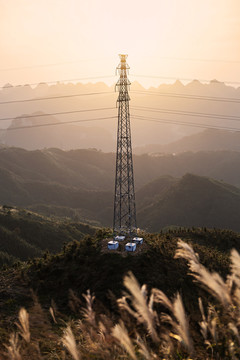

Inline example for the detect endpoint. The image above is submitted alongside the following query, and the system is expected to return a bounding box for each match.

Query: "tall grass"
[2,239,240,359]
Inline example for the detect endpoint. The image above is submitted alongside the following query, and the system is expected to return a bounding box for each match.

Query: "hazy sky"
[1,0,240,87]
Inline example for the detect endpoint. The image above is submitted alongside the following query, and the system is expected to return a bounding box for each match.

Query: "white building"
[114,235,125,241]
[108,241,119,250]
[132,237,143,245]
[125,242,136,252]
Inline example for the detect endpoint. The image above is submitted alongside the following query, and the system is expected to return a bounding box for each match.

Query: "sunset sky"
[1,0,240,87]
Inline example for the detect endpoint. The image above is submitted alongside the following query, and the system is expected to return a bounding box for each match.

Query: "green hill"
[1,227,237,319]
[0,206,97,266]
[26,228,233,305]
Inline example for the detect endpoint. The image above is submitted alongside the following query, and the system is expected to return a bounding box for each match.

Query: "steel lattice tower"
[113,54,137,234]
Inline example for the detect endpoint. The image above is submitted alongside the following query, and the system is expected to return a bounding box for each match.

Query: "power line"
[1,104,238,125]
[1,87,240,107]
[0,75,115,90]
[1,92,239,125]
[132,115,240,132]
[132,106,240,122]
[0,116,117,132]
[0,90,115,105]
[0,107,115,122]
[131,74,240,86]
[147,56,240,64]
[3,113,240,133]
[0,59,105,72]
[131,90,240,104]
[1,81,239,107]
[2,56,238,72]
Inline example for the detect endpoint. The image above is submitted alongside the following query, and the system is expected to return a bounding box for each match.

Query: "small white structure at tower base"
[125,242,136,252]
[132,237,143,245]
[108,241,119,250]
[114,235,125,241]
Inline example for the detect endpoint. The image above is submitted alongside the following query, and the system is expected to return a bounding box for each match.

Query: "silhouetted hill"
[134,129,240,154]
[138,174,240,232]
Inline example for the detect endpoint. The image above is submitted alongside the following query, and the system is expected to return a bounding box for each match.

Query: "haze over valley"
[1,79,240,153]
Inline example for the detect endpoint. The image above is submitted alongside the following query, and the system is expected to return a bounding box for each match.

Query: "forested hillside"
[0,206,96,266]
[1,147,240,231]
[2,148,240,192]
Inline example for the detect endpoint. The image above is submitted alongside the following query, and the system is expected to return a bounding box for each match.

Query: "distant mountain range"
[1,147,240,231]
[1,80,240,152]
[5,112,115,152]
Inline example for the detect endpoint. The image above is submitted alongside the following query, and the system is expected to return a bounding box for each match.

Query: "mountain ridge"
[138,173,240,231]
[2,80,240,152]
[1,147,240,231]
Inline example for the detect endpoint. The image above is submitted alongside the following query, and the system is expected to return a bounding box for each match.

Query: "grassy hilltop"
[1,226,240,358]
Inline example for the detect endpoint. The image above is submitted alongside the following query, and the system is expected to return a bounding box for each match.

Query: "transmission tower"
[113,54,137,234]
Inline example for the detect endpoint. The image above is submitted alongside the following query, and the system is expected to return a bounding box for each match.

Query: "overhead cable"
[131,74,240,86]
[0,107,115,122]
[0,90,115,105]
[0,116,117,132]
[131,114,240,132]
[132,106,240,122]
[131,90,240,104]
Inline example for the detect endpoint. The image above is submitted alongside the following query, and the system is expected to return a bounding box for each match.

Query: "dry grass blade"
[175,239,232,307]
[198,298,206,323]
[172,293,194,353]
[230,249,240,289]
[16,308,30,343]
[230,249,240,275]
[152,288,173,312]
[62,326,80,360]
[118,295,137,318]
[5,333,21,360]
[228,322,240,344]
[135,334,154,360]
[49,306,57,324]
[82,290,96,327]
[174,239,199,263]
[112,321,137,360]
[205,305,218,343]
[233,287,240,309]
[122,272,159,342]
